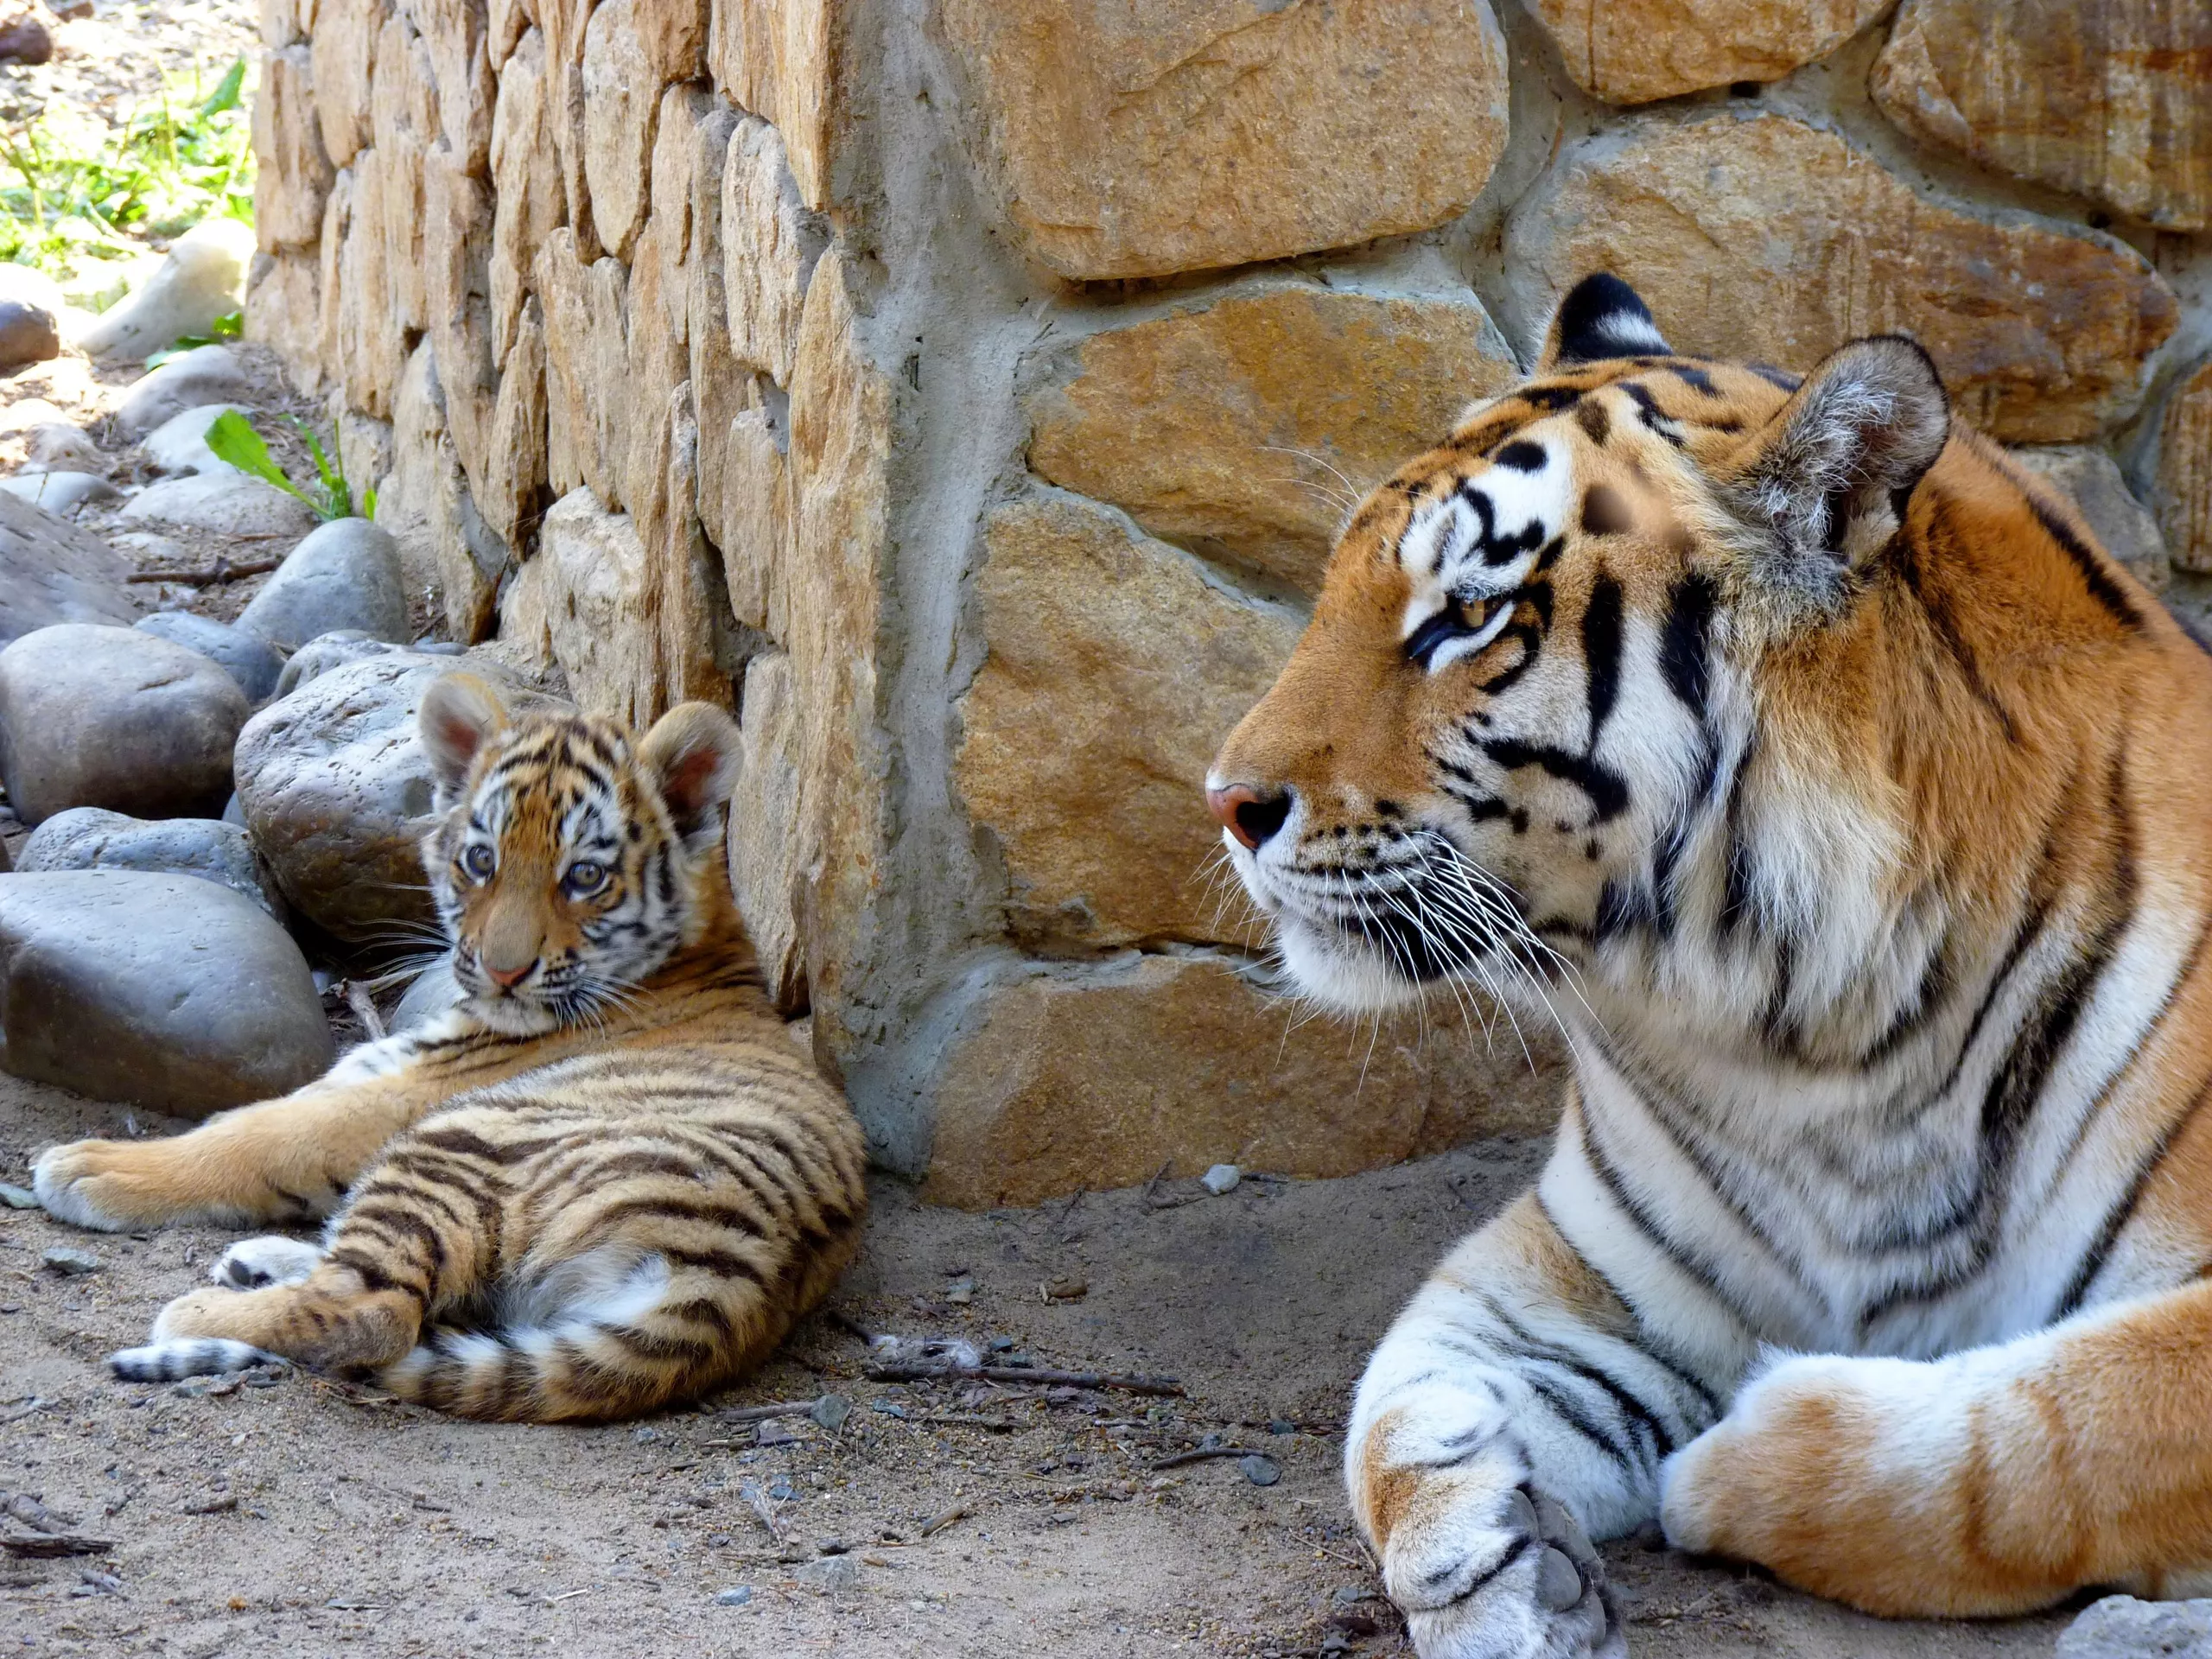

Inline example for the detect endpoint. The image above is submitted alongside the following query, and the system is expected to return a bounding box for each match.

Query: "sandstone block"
[0,872,332,1117]
[499,486,662,725]
[367,16,437,339]
[0,491,137,644]
[18,807,287,919]
[535,227,630,507]
[923,953,1563,1208]
[721,113,821,386]
[253,46,334,253]
[940,0,1509,280]
[244,250,323,391]
[622,85,709,524]
[1504,113,2177,443]
[1528,0,1891,104]
[2007,447,2168,592]
[580,0,658,264]
[310,0,382,169]
[0,624,248,824]
[423,143,498,505]
[376,340,511,641]
[955,493,1300,950]
[717,375,791,639]
[1029,281,1519,595]
[728,649,806,1012]
[400,0,497,176]
[1873,0,2212,232]
[2159,359,2212,575]
[706,0,843,210]
[488,28,564,365]
[481,295,549,552]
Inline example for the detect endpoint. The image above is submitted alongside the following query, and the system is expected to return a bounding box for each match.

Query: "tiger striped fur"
[1207,273,2212,1654]
[35,674,866,1423]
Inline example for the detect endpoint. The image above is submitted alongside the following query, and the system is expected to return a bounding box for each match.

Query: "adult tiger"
[35,675,866,1422]
[1207,273,2212,1656]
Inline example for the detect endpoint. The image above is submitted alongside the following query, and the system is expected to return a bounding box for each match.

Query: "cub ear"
[418,672,510,807]
[639,701,741,849]
[1539,273,1672,370]
[1720,334,1949,588]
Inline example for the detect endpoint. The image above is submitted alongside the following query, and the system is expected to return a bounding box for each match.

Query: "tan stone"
[499,486,660,724]
[2158,359,2212,575]
[717,378,791,640]
[536,0,602,262]
[680,99,749,567]
[634,0,706,81]
[2006,446,2167,593]
[378,340,510,641]
[260,0,304,48]
[1873,0,2212,232]
[534,226,629,507]
[940,0,1508,281]
[253,47,334,254]
[954,493,1299,951]
[310,0,382,168]
[721,113,820,386]
[728,649,807,1013]
[1528,0,1890,105]
[622,84,708,524]
[368,16,440,336]
[1505,113,2177,443]
[923,953,1564,1209]
[480,294,549,552]
[334,406,395,513]
[488,28,565,365]
[705,0,843,210]
[579,0,660,264]
[321,161,405,420]
[397,0,497,176]
[1028,281,1518,597]
[486,0,528,70]
[243,251,323,392]
[645,381,734,709]
[423,144,497,509]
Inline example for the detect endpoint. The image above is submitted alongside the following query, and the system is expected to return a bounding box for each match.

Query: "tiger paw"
[1390,1483,1625,1659]
[212,1236,325,1290]
[33,1138,166,1231]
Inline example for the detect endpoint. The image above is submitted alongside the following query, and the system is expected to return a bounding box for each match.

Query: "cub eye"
[1405,594,1513,671]
[563,861,608,895]
[461,844,496,881]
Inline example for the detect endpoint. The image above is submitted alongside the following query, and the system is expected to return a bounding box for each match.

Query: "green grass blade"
[204,410,316,509]
[198,58,246,122]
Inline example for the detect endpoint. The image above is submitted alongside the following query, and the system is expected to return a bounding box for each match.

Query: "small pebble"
[706,1533,731,1548]
[1240,1454,1281,1487]
[40,1247,102,1275]
[809,1394,851,1433]
[1268,1419,1295,1436]
[713,1586,753,1606]
[1041,1275,1088,1303]
[869,1400,908,1420]
[632,1426,661,1444]
[0,1182,38,1209]
[766,1476,795,1501]
[756,1421,799,1447]
[944,1275,975,1305]
[988,1336,1014,1353]
[1201,1163,1242,1196]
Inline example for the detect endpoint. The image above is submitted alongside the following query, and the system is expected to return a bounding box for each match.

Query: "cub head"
[1208,273,1957,1018]
[416,674,741,1033]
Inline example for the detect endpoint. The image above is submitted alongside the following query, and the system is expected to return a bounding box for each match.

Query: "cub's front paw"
[1391,1484,1624,1659]
[212,1236,325,1290]
[33,1139,159,1231]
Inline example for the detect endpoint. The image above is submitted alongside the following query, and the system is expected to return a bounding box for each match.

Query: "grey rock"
[1239,1453,1281,1486]
[1201,1163,1242,1196]
[0,624,247,823]
[2010,447,2170,588]
[238,519,409,652]
[810,1393,852,1432]
[135,611,284,703]
[120,473,317,538]
[0,489,137,645]
[233,647,556,942]
[40,1247,101,1275]
[0,472,119,516]
[17,807,286,919]
[20,423,101,474]
[2056,1595,2212,1657]
[0,300,60,370]
[221,791,246,827]
[713,1586,753,1606]
[111,345,251,439]
[0,872,332,1116]
[789,1556,861,1594]
[139,404,245,476]
[271,630,395,699]
[389,953,461,1033]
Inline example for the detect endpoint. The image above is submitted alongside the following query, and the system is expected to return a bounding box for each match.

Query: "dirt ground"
[1,1066,2079,1659]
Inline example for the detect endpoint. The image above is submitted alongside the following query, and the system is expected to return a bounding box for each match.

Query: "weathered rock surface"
[253,43,334,253]
[0,297,60,370]
[1528,0,1891,104]
[0,624,247,824]
[0,492,137,644]
[499,487,660,724]
[0,472,118,516]
[955,494,1300,949]
[580,0,658,264]
[135,611,286,703]
[16,807,286,918]
[111,345,253,439]
[20,422,100,474]
[489,29,565,367]
[270,628,400,698]
[390,950,462,1033]
[2006,447,2168,592]
[924,953,1563,1208]
[139,403,246,475]
[233,646,553,940]
[2056,1595,2212,1658]
[1028,281,1519,594]
[119,472,320,538]
[1873,0,2212,232]
[1504,113,2177,443]
[722,113,820,385]
[0,873,329,1116]
[728,650,806,1013]
[75,218,256,362]
[238,515,410,651]
[941,0,1510,279]
[704,0,845,211]
[2159,358,2212,575]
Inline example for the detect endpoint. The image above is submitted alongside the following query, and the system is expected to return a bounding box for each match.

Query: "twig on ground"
[918,1503,969,1538]
[124,556,281,586]
[712,1399,823,1425]
[865,1360,1183,1397]
[823,1308,877,1346]
[341,981,385,1040]
[1149,1446,1259,1471]
[1,1533,115,1558]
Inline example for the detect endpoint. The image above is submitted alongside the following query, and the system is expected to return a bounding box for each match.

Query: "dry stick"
[864,1361,1183,1397]
[713,1398,823,1425]
[125,557,282,587]
[1148,1446,1261,1471]
[342,981,386,1041]
[1,1533,115,1558]
[918,1503,970,1539]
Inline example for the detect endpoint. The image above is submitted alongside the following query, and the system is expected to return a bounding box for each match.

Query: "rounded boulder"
[16,806,286,919]
[136,610,285,703]
[237,518,410,652]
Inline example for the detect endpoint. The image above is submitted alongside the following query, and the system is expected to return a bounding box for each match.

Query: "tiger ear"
[639,701,741,849]
[1720,334,1949,591]
[1539,273,1672,370]
[418,672,509,808]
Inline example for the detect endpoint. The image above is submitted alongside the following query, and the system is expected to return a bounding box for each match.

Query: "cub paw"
[1392,1484,1624,1659]
[111,1337,282,1382]
[213,1236,325,1290]
[32,1140,151,1232]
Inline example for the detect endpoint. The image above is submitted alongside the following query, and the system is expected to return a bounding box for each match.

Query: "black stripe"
[1576,1109,1744,1320]
[1582,574,1623,735]
[1657,573,1717,717]
[2056,1074,2212,1318]
[1895,515,2020,742]
[2026,493,2143,634]
[1482,1295,1677,1459]
[1481,738,1630,823]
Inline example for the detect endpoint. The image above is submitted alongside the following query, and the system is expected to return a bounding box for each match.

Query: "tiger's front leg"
[1351,1194,1721,1658]
[32,1032,460,1231]
[1662,1277,2212,1617]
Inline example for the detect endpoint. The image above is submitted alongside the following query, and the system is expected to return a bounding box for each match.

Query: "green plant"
[0,55,256,285]
[204,410,376,523]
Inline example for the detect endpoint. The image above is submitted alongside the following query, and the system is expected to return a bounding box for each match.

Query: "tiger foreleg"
[1662,1279,2212,1617]
[1351,1195,1719,1659]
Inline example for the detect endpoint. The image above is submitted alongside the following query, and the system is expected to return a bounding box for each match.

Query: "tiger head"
[1208,273,2153,1047]
[415,674,741,1034]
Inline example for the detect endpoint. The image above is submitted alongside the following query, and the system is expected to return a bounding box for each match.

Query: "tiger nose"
[1206,784,1293,852]
[485,958,537,990]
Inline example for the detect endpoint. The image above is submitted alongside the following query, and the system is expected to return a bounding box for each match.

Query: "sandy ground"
[0,1066,2078,1659]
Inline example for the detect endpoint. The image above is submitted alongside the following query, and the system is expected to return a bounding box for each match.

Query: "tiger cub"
[33,673,866,1423]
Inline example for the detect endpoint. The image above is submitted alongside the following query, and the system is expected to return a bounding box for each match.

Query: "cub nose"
[1206,784,1292,852]
[485,958,537,990]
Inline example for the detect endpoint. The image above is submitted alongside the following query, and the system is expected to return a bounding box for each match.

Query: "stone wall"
[245,0,2212,1205]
